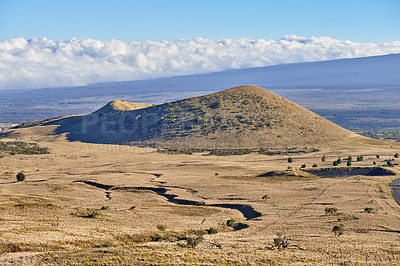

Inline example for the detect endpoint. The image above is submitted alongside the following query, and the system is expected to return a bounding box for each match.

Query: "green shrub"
[157,224,167,231]
[395,153,399,158]
[376,155,380,159]
[322,155,326,162]
[373,161,376,165]
[387,160,393,167]
[347,161,352,166]
[364,207,375,213]
[16,171,25,181]
[325,207,338,215]
[226,218,238,228]
[271,232,288,249]
[347,156,352,162]
[337,158,342,164]
[288,157,293,163]
[262,194,270,200]
[207,227,218,234]
[357,155,364,161]
[333,161,338,166]
[101,206,109,210]
[332,224,344,236]
[312,164,318,167]
[300,164,306,168]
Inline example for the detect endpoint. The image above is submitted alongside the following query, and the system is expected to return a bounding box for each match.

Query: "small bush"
[272,232,288,249]
[157,224,167,231]
[395,153,399,158]
[129,205,136,210]
[364,207,375,213]
[300,164,306,168]
[373,161,376,165]
[333,161,338,166]
[214,172,219,176]
[101,206,109,210]
[312,164,318,167]
[387,160,393,167]
[207,227,218,234]
[357,155,364,162]
[16,171,25,181]
[347,156,352,162]
[262,194,270,200]
[376,155,380,159]
[332,224,344,236]
[325,207,338,215]
[337,158,342,164]
[288,157,293,163]
[226,218,238,228]
[347,161,352,166]
[184,235,204,248]
[322,155,326,162]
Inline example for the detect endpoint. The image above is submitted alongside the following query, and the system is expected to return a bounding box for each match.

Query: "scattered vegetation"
[357,155,364,162]
[0,141,49,155]
[16,171,25,182]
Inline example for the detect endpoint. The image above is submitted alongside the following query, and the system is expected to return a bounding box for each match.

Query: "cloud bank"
[1,35,400,90]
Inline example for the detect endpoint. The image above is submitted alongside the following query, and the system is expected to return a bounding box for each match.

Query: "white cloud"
[0,35,399,90]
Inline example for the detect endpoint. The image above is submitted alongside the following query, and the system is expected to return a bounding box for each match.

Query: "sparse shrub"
[322,155,326,162]
[395,153,399,158]
[387,160,393,167]
[157,224,167,231]
[357,155,364,161]
[364,207,375,213]
[16,171,25,181]
[347,161,352,166]
[207,227,218,234]
[347,156,352,162]
[337,158,342,164]
[215,172,219,176]
[325,207,338,215]
[262,194,270,200]
[129,205,136,210]
[226,218,238,228]
[312,164,318,167]
[288,157,293,163]
[373,161,376,165]
[151,233,164,242]
[183,235,204,248]
[300,164,306,168]
[333,161,338,166]
[101,206,109,210]
[376,155,380,159]
[271,232,289,249]
[332,224,344,236]
[287,166,292,170]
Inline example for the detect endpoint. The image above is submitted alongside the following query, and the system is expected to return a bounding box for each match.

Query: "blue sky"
[0,0,399,42]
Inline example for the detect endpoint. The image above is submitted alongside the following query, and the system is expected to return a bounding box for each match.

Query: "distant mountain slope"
[29,86,356,149]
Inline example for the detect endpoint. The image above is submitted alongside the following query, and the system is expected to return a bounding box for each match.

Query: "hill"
[20,85,355,150]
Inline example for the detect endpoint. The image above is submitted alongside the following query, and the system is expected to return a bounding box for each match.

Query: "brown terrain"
[1,86,400,265]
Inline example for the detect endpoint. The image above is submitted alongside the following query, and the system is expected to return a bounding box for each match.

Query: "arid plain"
[1,87,400,265]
